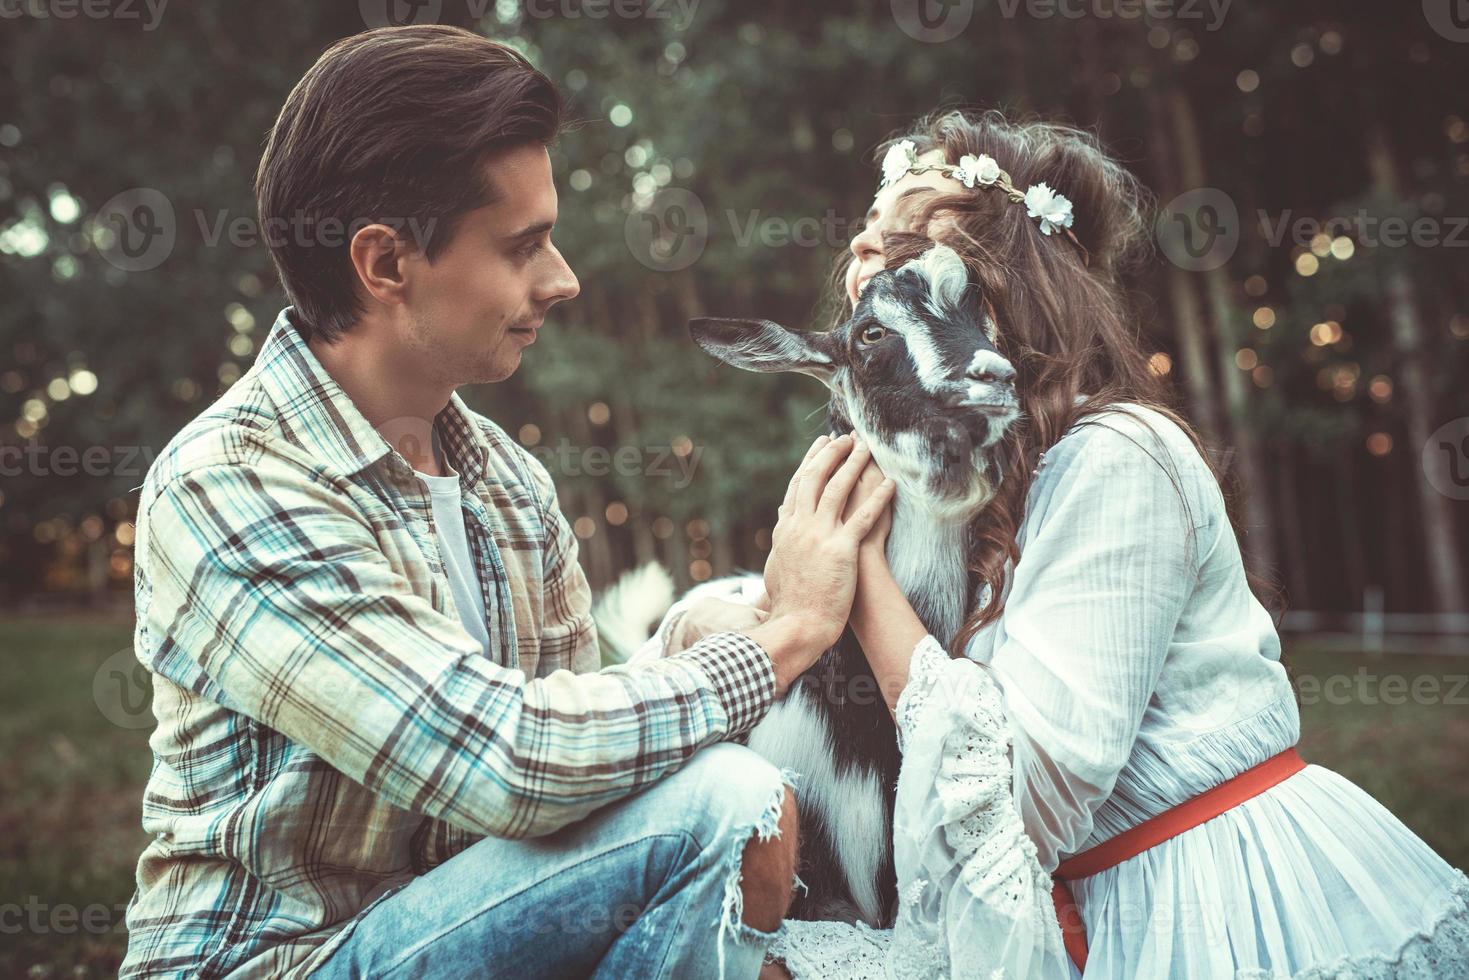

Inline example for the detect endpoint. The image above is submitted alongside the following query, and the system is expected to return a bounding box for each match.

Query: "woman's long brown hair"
[826,108,1249,654]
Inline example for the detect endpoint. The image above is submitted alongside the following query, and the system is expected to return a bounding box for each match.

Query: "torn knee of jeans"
[715,767,801,980]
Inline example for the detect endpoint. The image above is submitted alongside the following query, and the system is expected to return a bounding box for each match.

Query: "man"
[121,24,893,980]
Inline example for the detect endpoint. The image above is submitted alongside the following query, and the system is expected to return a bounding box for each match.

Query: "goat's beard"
[826,401,1012,516]
[916,419,1009,516]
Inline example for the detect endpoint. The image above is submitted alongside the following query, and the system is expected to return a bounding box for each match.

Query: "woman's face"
[845,147,966,306]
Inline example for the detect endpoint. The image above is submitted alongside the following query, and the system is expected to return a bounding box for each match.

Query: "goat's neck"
[883,495,972,648]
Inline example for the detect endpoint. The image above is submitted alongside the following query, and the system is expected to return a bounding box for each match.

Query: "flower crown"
[880,139,1090,265]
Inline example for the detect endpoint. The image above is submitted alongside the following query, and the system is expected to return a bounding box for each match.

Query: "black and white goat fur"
[681,244,1022,927]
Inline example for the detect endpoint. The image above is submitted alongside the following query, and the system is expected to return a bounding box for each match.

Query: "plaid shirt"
[122,309,776,979]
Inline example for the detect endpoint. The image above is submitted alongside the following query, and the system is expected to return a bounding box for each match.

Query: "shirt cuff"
[674,630,776,737]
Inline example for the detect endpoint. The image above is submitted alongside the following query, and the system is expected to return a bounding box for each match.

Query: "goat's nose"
[964,350,1016,385]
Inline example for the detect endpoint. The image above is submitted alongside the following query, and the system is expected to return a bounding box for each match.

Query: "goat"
[684,244,1021,927]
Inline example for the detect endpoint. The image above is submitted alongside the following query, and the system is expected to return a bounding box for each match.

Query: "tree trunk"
[1141,89,1225,444]
[1165,88,1281,583]
[1364,125,1466,612]
[1272,438,1311,609]
[1333,445,1369,609]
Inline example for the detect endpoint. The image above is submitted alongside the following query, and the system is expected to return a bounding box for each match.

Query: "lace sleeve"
[765,919,893,980]
[766,637,1070,979]
[888,635,1072,979]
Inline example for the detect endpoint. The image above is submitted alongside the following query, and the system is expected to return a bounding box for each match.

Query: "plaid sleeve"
[672,631,776,736]
[143,456,774,840]
[531,458,602,677]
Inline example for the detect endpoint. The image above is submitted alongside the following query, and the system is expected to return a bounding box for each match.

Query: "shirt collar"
[253,308,492,487]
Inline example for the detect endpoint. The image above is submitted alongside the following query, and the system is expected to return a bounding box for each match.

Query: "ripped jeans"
[309,742,798,980]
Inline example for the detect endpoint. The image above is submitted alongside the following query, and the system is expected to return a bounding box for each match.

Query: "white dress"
[752,405,1469,978]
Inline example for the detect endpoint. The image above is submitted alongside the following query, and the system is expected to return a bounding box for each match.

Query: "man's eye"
[859,325,887,345]
[516,239,547,260]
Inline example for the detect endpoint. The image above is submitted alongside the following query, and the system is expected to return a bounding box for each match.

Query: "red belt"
[1050,747,1307,973]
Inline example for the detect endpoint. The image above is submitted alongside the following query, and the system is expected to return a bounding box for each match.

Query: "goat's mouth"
[945,388,1021,421]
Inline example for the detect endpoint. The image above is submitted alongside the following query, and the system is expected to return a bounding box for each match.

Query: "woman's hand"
[843,457,894,570]
[752,433,897,696]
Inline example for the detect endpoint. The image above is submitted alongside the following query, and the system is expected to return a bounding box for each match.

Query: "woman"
[677,110,1469,978]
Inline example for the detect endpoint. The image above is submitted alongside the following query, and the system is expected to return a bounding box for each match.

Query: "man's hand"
[665,596,770,655]
[748,433,895,696]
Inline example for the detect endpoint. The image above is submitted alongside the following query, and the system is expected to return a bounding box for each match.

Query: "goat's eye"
[859,325,888,345]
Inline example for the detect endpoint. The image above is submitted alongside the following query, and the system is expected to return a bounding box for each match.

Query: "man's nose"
[539,244,580,304]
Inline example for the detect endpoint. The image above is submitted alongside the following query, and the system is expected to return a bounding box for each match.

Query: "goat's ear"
[688,317,836,386]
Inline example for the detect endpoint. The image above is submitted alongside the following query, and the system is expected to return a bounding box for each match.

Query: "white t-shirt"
[415,465,491,658]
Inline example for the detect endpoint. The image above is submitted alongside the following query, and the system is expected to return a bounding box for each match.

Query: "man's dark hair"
[255,25,563,342]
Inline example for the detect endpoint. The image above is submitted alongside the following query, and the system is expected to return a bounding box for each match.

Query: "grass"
[1,617,1465,977]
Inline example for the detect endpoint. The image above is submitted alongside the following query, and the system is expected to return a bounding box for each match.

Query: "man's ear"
[688,317,837,386]
[349,223,412,306]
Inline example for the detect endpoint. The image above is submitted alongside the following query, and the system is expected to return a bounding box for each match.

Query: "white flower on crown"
[1023,182,1075,236]
[881,139,919,188]
[955,153,1001,188]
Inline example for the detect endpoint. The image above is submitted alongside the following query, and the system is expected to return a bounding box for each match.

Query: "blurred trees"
[0,0,1465,612]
